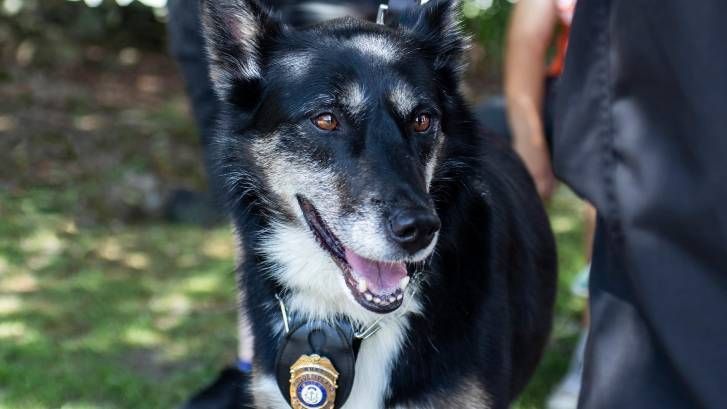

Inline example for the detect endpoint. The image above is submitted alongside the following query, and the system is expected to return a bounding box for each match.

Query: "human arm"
[504,0,558,200]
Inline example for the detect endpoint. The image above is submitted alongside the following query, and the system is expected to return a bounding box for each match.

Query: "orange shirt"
[547,0,577,77]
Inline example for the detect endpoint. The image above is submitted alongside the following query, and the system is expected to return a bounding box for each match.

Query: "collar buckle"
[376,0,428,25]
[376,4,389,25]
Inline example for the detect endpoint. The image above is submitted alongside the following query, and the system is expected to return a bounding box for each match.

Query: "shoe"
[546,332,587,409]
[570,263,590,298]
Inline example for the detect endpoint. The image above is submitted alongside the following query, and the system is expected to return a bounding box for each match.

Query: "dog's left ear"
[398,0,468,79]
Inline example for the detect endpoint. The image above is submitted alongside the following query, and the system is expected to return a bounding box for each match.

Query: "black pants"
[166,0,221,199]
[474,77,558,148]
[556,1,727,408]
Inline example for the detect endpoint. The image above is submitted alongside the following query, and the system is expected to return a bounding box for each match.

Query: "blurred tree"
[464,0,513,68]
[0,0,167,69]
[0,0,512,75]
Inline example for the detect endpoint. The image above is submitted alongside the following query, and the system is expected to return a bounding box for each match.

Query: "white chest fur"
[342,313,411,409]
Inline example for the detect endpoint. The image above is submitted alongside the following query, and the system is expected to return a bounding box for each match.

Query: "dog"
[195,0,557,407]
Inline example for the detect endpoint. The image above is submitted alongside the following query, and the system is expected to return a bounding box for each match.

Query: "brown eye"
[312,113,338,131]
[413,113,431,132]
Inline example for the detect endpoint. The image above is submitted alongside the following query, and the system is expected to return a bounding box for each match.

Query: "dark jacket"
[555,1,727,408]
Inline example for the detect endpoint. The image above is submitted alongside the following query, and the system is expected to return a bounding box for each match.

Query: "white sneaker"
[546,332,587,409]
[571,263,590,298]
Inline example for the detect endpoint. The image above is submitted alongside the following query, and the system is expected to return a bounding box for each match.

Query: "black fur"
[198,0,556,407]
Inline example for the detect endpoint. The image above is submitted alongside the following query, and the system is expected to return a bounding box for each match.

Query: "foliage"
[0,0,512,84]
[0,0,166,72]
[463,0,513,75]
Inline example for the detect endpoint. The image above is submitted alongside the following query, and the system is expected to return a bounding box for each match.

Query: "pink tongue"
[344,248,408,294]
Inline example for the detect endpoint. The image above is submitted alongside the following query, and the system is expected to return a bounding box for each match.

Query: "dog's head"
[202,0,468,314]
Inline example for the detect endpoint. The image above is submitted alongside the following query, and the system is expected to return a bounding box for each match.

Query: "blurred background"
[0,0,587,408]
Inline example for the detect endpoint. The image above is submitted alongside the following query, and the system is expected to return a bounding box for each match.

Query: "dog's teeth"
[388,296,396,303]
[364,293,373,301]
[374,297,382,304]
[356,278,368,293]
[399,276,410,290]
[396,294,403,301]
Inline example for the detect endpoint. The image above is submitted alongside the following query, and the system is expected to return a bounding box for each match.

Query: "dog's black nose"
[388,208,441,254]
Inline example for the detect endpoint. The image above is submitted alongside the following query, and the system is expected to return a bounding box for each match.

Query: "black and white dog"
[197,0,556,407]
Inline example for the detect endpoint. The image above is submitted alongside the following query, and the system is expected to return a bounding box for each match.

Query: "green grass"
[0,186,588,409]
[0,190,239,408]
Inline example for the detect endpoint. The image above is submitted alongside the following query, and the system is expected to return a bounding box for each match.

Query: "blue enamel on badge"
[297,380,328,408]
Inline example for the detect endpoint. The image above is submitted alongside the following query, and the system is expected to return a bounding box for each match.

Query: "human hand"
[514,139,556,201]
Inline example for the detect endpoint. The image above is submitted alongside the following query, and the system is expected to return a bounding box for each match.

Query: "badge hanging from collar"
[274,291,391,409]
[289,354,339,409]
[275,319,359,409]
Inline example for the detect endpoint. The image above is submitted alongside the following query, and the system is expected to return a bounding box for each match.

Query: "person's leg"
[165,0,225,227]
[473,96,512,142]
[167,0,252,369]
[167,0,218,164]
[582,204,595,260]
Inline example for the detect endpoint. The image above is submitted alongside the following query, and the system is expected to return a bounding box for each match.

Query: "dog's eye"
[413,113,431,133]
[312,113,338,131]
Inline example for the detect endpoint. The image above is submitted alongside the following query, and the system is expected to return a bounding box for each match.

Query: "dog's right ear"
[397,0,468,84]
[200,0,283,108]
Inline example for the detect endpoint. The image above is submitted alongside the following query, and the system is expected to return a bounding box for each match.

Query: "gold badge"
[289,354,339,409]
